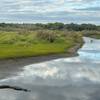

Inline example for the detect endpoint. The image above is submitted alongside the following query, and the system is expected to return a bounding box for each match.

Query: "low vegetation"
[0,22,99,59]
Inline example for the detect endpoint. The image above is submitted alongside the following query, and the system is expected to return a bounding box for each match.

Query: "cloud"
[0,0,100,24]
[75,7,100,11]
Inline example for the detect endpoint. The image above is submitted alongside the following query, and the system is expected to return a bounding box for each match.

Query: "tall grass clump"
[36,30,57,43]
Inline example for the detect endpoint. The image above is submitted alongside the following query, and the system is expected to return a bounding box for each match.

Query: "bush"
[36,30,56,43]
[82,30,100,39]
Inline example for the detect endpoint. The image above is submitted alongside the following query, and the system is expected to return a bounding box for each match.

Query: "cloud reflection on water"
[0,37,100,100]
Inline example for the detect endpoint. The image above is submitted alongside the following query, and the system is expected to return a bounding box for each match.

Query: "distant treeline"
[0,22,100,31]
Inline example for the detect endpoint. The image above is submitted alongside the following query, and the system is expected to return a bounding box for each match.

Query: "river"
[0,37,100,100]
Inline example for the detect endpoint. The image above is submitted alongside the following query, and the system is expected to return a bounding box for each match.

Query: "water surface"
[0,37,100,100]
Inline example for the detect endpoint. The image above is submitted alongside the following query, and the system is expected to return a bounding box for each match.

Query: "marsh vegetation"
[0,22,99,59]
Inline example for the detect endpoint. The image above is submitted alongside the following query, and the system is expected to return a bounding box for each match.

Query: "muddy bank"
[0,54,74,79]
[0,53,76,68]
[0,42,83,67]
[0,42,82,79]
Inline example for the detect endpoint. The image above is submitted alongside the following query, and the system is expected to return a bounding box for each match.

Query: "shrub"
[36,30,56,43]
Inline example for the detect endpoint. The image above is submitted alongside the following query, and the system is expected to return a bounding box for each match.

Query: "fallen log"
[0,85,31,92]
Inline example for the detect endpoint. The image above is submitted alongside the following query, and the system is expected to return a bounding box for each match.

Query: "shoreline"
[0,52,77,68]
[0,53,77,79]
[0,42,82,68]
[0,42,83,67]
[0,42,83,79]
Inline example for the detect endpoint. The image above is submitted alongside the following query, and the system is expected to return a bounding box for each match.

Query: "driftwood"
[0,85,31,92]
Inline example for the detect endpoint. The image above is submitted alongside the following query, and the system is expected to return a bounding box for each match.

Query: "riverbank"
[0,46,80,79]
[0,51,77,69]
[0,40,83,67]
[0,30,83,60]
[0,41,82,80]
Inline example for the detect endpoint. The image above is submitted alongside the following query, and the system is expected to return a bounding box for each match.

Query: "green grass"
[0,31,82,59]
[0,43,68,59]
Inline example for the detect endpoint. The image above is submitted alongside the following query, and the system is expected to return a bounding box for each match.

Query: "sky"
[0,0,100,24]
